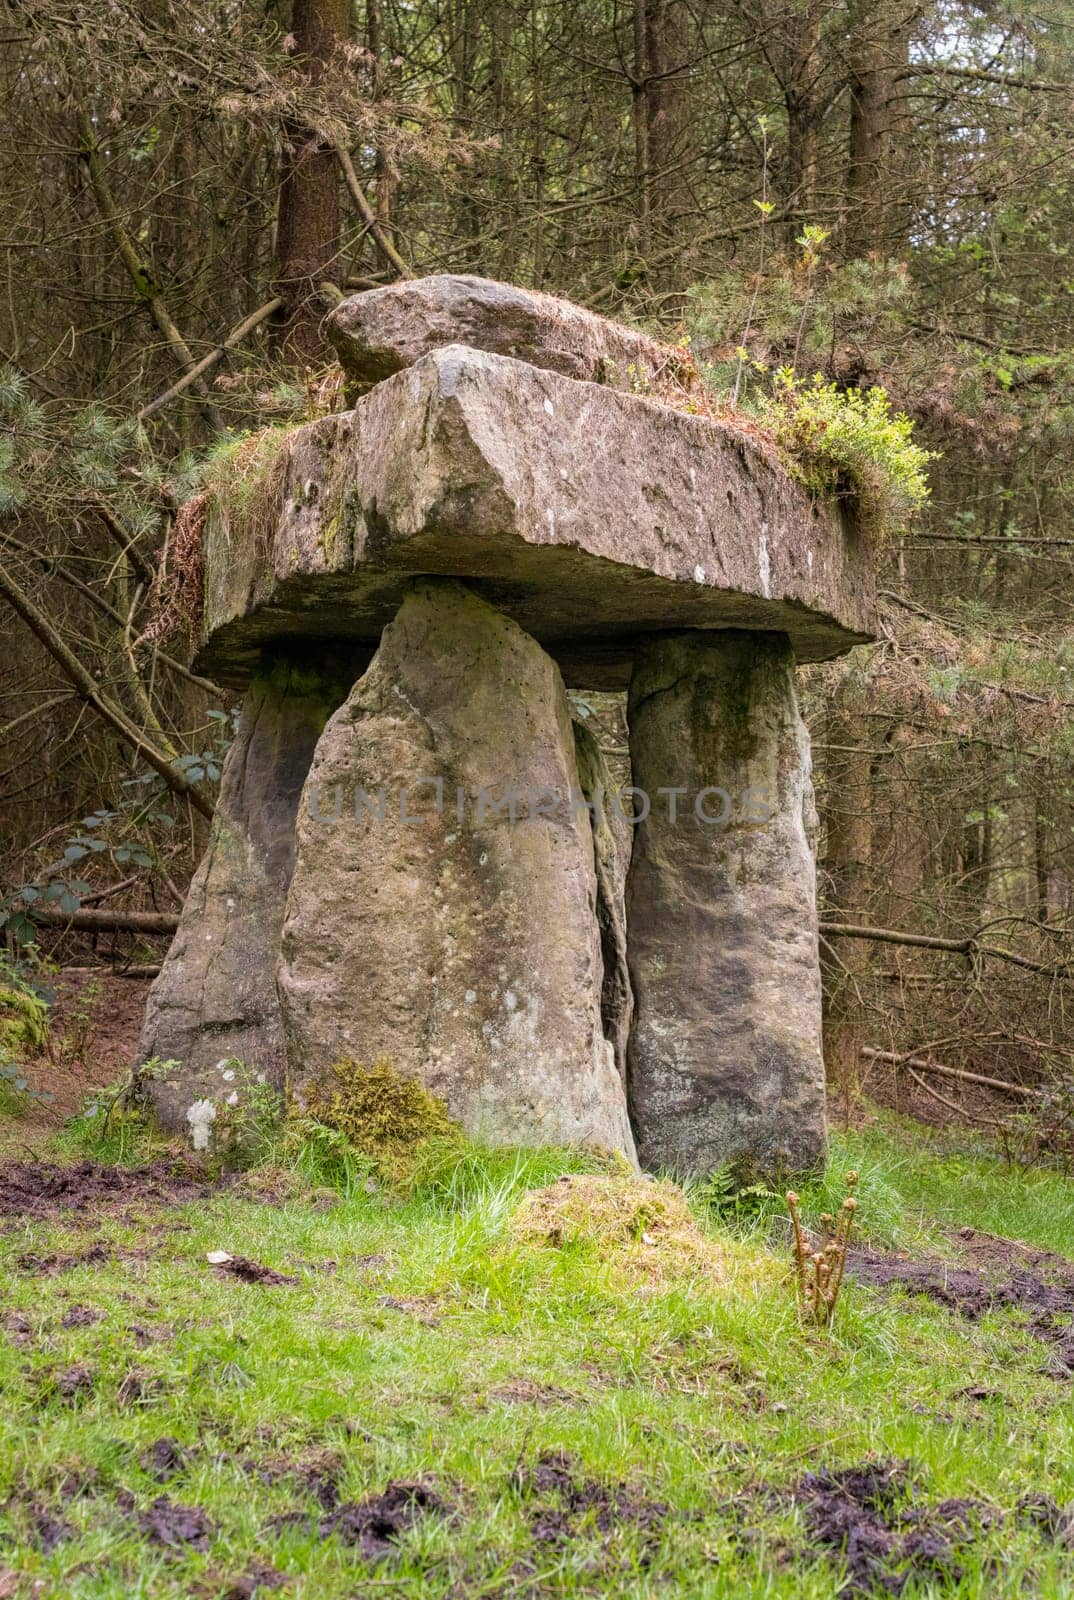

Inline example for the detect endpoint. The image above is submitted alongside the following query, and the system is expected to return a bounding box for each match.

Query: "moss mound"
[509,1173,727,1287]
[0,983,49,1055]
[304,1057,461,1180]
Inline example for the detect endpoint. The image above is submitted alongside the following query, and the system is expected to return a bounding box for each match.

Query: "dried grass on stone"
[509,1172,728,1288]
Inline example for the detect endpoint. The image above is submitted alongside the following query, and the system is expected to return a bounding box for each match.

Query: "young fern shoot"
[787,1170,859,1327]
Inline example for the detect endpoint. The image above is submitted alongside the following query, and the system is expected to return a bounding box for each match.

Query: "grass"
[1,1114,1074,1596]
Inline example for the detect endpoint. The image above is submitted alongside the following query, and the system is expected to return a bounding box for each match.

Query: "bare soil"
[0,1158,214,1219]
[847,1227,1074,1370]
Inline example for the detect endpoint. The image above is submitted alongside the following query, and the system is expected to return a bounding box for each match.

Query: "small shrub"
[304,1057,462,1183]
[0,953,55,1112]
[210,1057,284,1168]
[757,369,937,533]
[693,1166,783,1228]
[71,1056,176,1161]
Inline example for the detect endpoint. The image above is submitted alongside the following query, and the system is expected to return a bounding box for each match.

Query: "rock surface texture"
[195,343,874,688]
[141,663,344,1128]
[277,581,636,1158]
[327,272,695,396]
[625,631,827,1177]
[143,275,877,1175]
[572,717,634,1083]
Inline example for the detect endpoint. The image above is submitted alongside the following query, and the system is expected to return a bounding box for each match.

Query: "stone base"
[141,662,345,1129]
[277,580,636,1159]
[625,631,826,1179]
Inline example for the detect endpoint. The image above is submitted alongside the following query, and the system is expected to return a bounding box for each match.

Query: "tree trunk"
[633,0,692,279]
[844,1,910,258]
[819,697,874,1095]
[782,0,823,238]
[272,0,352,362]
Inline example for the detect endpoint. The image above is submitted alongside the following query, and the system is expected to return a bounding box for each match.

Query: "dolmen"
[140,274,876,1178]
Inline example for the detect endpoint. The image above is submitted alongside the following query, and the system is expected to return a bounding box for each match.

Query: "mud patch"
[212,1256,298,1287]
[142,1437,186,1482]
[35,1363,97,1404]
[0,1311,32,1346]
[267,1481,449,1561]
[243,1448,343,1511]
[512,1450,669,1561]
[221,1560,290,1597]
[0,1159,216,1219]
[24,1501,75,1552]
[793,1461,993,1595]
[319,1482,449,1560]
[61,1303,103,1328]
[139,1495,213,1551]
[848,1238,1074,1369]
[15,1239,112,1275]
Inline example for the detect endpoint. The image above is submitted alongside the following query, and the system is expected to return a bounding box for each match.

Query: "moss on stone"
[305,1056,461,1180]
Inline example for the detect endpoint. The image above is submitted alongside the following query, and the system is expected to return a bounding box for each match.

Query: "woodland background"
[2,0,1074,1144]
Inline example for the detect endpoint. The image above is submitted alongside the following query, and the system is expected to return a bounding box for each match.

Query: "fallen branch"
[138,297,283,420]
[0,557,214,819]
[29,907,180,935]
[0,532,223,697]
[334,143,412,279]
[819,920,1072,978]
[861,1046,1043,1101]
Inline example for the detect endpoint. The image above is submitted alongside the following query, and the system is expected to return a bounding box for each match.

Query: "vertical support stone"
[277,580,636,1159]
[625,630,826,1178]
[572,716,634,1083]
[141,660,344,1129]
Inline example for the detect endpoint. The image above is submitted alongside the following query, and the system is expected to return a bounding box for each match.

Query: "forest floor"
[1,1112,1074,1598]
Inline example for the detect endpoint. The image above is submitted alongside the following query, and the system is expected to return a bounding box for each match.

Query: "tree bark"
[844,1,910,258]
[272,0,352,362]
[633,0,692,277]
[782,0,824,237]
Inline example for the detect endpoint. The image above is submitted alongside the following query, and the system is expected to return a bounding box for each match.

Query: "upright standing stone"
[625,631,826,1178]
[141,661,344,1128]
[277,580,636,1159]
[572,717,633,1084]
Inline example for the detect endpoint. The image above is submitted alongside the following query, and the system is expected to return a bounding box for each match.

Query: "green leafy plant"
[0,951,55,1110]
[79,1054,176,1138]
[758,370,937,533]
[209,1056,285,1169]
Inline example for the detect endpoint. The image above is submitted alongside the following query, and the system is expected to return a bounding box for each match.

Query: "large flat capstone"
[195,344,875,689]
[276,580,637,1158]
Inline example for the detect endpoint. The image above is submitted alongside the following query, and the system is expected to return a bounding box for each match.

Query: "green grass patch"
[0,1116,1072,1596]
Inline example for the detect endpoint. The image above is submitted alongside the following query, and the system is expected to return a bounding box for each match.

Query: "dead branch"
[820,920,1073,978]
[861,1046,1044,1101]
[138,296,284,420]
[29,907,179,934]
[0,556,214,819]
[76,112,223,430]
